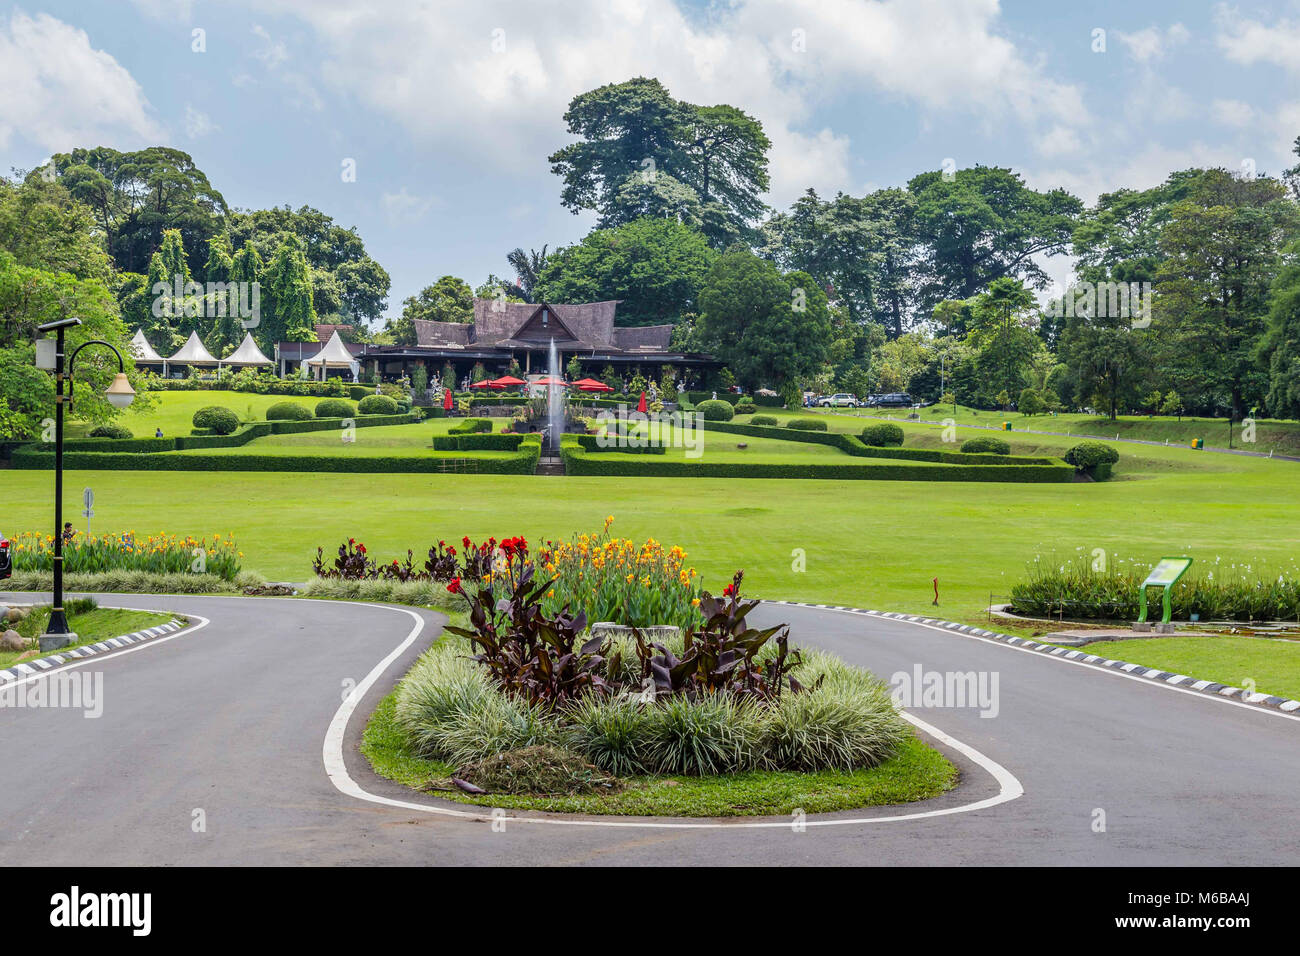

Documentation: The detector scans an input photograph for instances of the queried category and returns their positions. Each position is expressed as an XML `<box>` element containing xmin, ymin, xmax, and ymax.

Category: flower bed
<box><xmin>1010</xmin><ymin>554</ymin><xmax>1300</xmax><ymax>621</ymax></box>
<box><xmin>9</xmin><ymin>530</ymin><xmax>243</xmax><ymax>581</ymax></box>
<box><xmin>388</xmin><ymin>569</ymin><xmax>912</xmax><ymax>800</ymax></box>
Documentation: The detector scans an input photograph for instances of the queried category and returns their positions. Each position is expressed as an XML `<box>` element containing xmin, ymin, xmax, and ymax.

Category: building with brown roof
<box><xmin>356</xmin><ymin>299</ymin><xmax>718</xmax><ymax>385</ymax></box>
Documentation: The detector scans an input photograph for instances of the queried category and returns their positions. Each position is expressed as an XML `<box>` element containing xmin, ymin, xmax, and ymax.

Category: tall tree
<box><xmin>389</xmin><ymin>276</ymin><xmax>474</xmax><ymax>345</ymax></box>
<box><xmin>907</xmin><ymin>165</ymin><xmax>1082</xmax><ymax>311</ymax></box>
<box><xmin>263</xmin><ymin>234</ymin><xmax>317</xmax><ymax>346</ymax></box>
<box><xmin>1154</xmin><ymin>170</ymin><xmax>1298</xmax><ymax>418</ymax></box>
<box><xmin>506</xmin><ymin>246</ymin><xmax>548</xmax><ymax>300</ymax></box>
<box><xmin>1262</xmin><ymin>241</ymin><xmax>1300</xmax><ymax>419</ymax></box>
<box><xmin>695</xmin><ymin>248</ymin><xmax>831</xmax><ymax>392</ymax></box>
<box><xmin>549</xmin><ymin>78</ymin><xmax>770</xmax><ymax>245</ymax></box>
<box><xmin>533</xmin><ymin>217</ymin><xmax>716</xmax><ymax>326</ymax></box>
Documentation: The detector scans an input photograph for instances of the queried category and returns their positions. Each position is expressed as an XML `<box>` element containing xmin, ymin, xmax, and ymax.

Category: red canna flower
<box><xmin>447</xmin><ymin>577</ymin><xmax>462</xmax><ymax>594</ymax></box>
<box><xmin>462</xmin><ymin>536</ymin><xmax>471</xmax><ymax>549</ymax></box>
<box><xmin>357</xmin><ymin>543</ymin><xmax>366</xmax><ymax>554</ymax></box>
<box><xmin>723</xmin><ymin>584</ymin><xmax>734</xmax><ymax>596</ymax></box>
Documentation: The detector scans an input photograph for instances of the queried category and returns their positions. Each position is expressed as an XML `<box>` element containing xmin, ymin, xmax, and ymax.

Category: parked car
<box><xmin>816</xmin><ymin>393</ymin><xmax>859</xmax><ymax>408</ymax></box>
<box><xmin>866</xmin><ymin>392</ymin><xmax>913</xmax><ymax>408</ymax></box>
<box><xmin>0</xmin><ymin>534</ymin><xmax>11</xmax><ymax>581</ymax></box>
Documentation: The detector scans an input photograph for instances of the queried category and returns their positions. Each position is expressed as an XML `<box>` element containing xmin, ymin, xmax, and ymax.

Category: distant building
<box><xmin>277</xmin><ymin>301</ymin><xmax>719</xmax><ymax>384</ymax></box>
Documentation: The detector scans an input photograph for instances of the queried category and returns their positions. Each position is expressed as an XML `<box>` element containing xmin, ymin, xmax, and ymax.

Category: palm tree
<box><xmin>506</xmin><ymin>245</ymin><xmax>548</xmax><ymax>301</ymax></box>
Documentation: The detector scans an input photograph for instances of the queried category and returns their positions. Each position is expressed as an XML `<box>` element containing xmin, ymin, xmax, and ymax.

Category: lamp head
<box><xmin>105</xmin><ymin>372</ymin><xmax>135</xmax><ymax>409</ymax></box>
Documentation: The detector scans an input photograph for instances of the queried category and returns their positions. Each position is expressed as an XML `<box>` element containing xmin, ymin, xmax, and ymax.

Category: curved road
<box><xmin>1</xmin><ymin>592</ymin><xmax>1296</xmax><ymax>865</ymax></box>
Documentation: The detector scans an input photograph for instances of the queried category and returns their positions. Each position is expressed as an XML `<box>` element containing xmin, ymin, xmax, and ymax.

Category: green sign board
<box><xmin>1137</xmin><ymin>556</ymin><xmax>1193</xmax><ymax>624</ymax></box>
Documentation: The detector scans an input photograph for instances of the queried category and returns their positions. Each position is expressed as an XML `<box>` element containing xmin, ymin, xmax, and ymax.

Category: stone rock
<box><xmin>1</xmin><ymin>629</ymin><xmax>26</xmax><ymax>652</ymax></box>
<box><xmin>5</xmin><ymin>606</ymin><xmax>25</xmax><ymax>623</ymax></box>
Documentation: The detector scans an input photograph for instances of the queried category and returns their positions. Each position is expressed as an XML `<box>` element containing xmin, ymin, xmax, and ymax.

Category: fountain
<box><xmin>546</xmin><ymin>337</ymin><xmax>563</xmax><ymax>453</ymax></box>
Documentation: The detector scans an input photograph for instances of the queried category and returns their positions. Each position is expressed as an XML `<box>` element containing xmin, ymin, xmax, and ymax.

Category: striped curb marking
<box><xmin>0</xmin><ymin>618</ymin><xmax>188</xmax><ymax>684</ymax></box>
<box><xmin>764</xmin><ymin>601</ymin><xmax>1300</xmax><ymax>716</ymax></box>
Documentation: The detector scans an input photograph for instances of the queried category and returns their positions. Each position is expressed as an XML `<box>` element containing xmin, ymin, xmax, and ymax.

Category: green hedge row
<box><xmin>698</xmin><ymin>420</ymin><xmax>1063</xmax><ymax>467</ymax></box>
<box><xmin>432</xmin><ymin>433</ymin><xmax>532</xmax><ymax>451</ymax></box>
<box><xmin>560</xmin><ymin>440</ymin><xmax>1071</xmax><ymax>481</ymax></box>
<box><xmin>683</xmin><ymin>391</ymin><xmax>783</xmax><ymax>407</ymax></box>
<box><xmin>573</xmin><ymin>434</ymin><xmax>668</xmax><ymax>454</ymax></box>
<box><xmin>13</xmin><ymin>435</ymin><xmax>541</xmax><ymax>475</ymax></box>
<box><xmin>53</xmin><ymin>413</ymin><xmax>420</xmax><ymax>455</ymax></box>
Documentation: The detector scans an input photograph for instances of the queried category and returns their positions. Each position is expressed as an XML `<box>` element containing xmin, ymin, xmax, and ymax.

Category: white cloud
<box><xmin>381</xmin><ymin>188</ymin><xmax>439</xmax><ymax>225</ymax></box>
<box><xmin>1211</xmin><ymin>98</ymin><xmax>1254</xmax><ymax>127</ymax></box>
<box><xmin>230</xmin><ymin>0</ymin><xmax>1087</xmax><ymax>206</ymax></box>
<box><xmin>1215</xmin><ymin>4</ymin><xmax>1300</xmax><ymax>72</ymax></box>
<box><xmin>183</xmin><ymin>104</ymin><xmax>218</xmax><ymax>139</ymax></box>
<box><xmin>0</xmin><ymin>11</ymin><xmax>163</xmax><ymax>153</ymax></box>
<box><xmin>1115</xmin><ymin>23</ymin><xmax>1189</xmax><ymax>62</ymax></box>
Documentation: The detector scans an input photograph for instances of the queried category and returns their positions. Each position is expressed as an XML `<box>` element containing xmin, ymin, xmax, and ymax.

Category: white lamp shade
<box><xmin>105</xmin><ymin>372</ymin><xmax>136</xmax><ymax>409</ymax></box>
<box><xmin>36</xmin><ymin>338</ymin><xmax>57</xmax><ymax>370</ymax></box>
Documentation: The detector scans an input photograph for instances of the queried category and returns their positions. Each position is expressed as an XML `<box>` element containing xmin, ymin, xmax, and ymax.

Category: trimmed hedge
<box><xmin>786</xmin><ymin>418</ymin><xmax>828</xmax><ymax>431</ymax></box>
<box><xmin>349</xmin><ymin>385</ymin><xmax>376</xmax><ymax>401</ymax></box>
<box><xmin>862</xmin><ymin>423</ymin><xmax>905</xmax><ymax>447</ymax></box>
<box><xmin>314</xmin><ymin>398</ymin><xmax>356</xmax><ymax>419</ymax></box>
<box><xmin>960</xmin><ymin>436</ymin><xmax>1011</xmax><ymax>456</ymax></box>
<box><xmin>432</xmin><ymin>433</ymin><xmax>532</xmax><ymax>451</ymax></box>
<box><xmin>192</xmin><ymin>406</ymin><xmax>240</xmax><ymax>435</ymax></box>
<box><xmin>1064</xmin><ymin>440</ymin><xmax>1120</xmax><ymax>468</ymax></box>
<box><xmin>266</xmin><ymin>401</ymin><xmax>314</xmax><ymax>421</ymax></box>
<box><xmin>734</xmin><ymin>401</ymin><xmax>757</xmax><ymax>415</ymax></box>
<box><xmin>697</xmin><ymin>399</ymin><xmax>734</xmax><ymax>421</ymax></box>
<box><xmin>88</xmin><ymin>424</ymin><xmax>133</xmax><ymax>440</ymax></box>
<box><xmin>358</xmin><ymin>393</ymin><xmax>399</xmax><ymax>415</ymax></box>
<box><xmin>449</xmin><ymin>417</ymin><xmax>493</xmax><ymax>434</ymax></box>
<box><xmin>13</xmin><ymin>431</ymin><xmax>541</xmax><ymax>475</ymax></box>
<box><xmin>560</xmin><ymin>437</ymin><xmax>1071</xmax><ymax>481</ymax></box>
<box><xmin>574</xmin><ymin>434</ymin><xmax>669</xmax><ymax>454</ymax></box>
<box><xmin>751</xmin><ymin>415</ymin><xmax>778</xmax><ymax>426</ymax></box>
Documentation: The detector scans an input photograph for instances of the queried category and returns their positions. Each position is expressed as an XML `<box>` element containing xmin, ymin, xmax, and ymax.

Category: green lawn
<box><xmin>362</xmin><ymin>688</ymin><xmax>956</xmax><ymax>816</ymax></box>
<box><xmin>0</xmin><ymin>605</ymin><xmax>177</xmax><ymax>668</ymax></box>
<box><xmin>1082</xmin><ymin>635</ymin><xmax>1300</xmax><ymax>700</ymax></box>
<box><xmin>70</xmin><ymin>390</ymin><xmax>322</xmax><ymax>439</ymax></box>
<box><xmin>780</xmin><ymin>404</ymin><xmax>1300</xmax><ymax>456</ymax></box>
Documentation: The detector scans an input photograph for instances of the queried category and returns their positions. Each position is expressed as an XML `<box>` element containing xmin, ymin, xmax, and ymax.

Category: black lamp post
<box><xmin>35</xmin><ymin>318</ymin><xmax>136</xmax><ymax>651</ymax></box>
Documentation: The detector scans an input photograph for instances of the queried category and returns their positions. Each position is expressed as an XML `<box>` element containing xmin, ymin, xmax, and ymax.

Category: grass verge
<box><xmin>1</xmin><ymin>605</ymin><xmax>177</xmax><ymax>669</ymax></box>
<box><xmin>362</xmin><ymin>687</ymin><xmax>957</xmax><ymax>817</ymax></box>
<box><xmin>1076</xmin><ymin>635</ymin><xmax>1300</xmax><ymax>700</ymax></box>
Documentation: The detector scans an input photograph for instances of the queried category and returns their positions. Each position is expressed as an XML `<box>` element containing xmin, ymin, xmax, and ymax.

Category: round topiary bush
<box><xmin>697</xmin><ymin>399</ymin><xmax>735</xmax><ymax>421</ymax></box>
<box><xmin>265</xmin><ymin>401</ymin><xmax>314</xmax><ymax>421</ymax></box>
<box><xmin>734</xmin><ymin>400</ymin><xmax>757</xmax><ymax>415</ymax></box>
<box><xmin>751</xmin><ymin>415</ymin><xmax>778</xmax><ymax>426</ymax></box>
<box><xmin>88</xmin><ymin>424</ymin><xmax>133</xmax><ymax>440</ymax></box>
<box><xmin>960</xmin><ymin>435</ymin><xmax>1011</xmax><ymax>455</ymax></box>
<box><xmin>1063</xmin><ymin>440</ymin><xmax>1120</xmax><ymax>468</ymax></box>
<box><xmin>861</xmin><ymin>422</ymin><xmax>905</xmax><ymax>446</ymax></box>
<box><xmin>191</xmin><ymin>406</ymin><xmax>240</xmax><ymax>435</ymax></box>
<box><xmin>786</xmin><ymin>418</ymin><xmax>829</xmax><ymax>431</ymax></box>
<box><xmin>358</xmin><ymin>393</ymin><xmax>399</xmax><ymax>415</ymax></box>
<box><xmin>314</xmin><ymin>398</ymin><xmax>356</xmax><ymax>419</ymax></box>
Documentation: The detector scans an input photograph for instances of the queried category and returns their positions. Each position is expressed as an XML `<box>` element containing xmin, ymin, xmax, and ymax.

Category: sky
<box><xmin>2</xmin><ymin>0</ymin><xmax>1299</xmax><ymax>319</ymax></box>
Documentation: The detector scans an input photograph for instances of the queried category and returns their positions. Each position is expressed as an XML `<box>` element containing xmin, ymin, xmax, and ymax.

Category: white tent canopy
<box><xmin>128</xmin><ymin>328</ymin><xmax>164</xmax><ymax>363</ymax></box>
<box><xmin>167</xmin><ymin>331</ymin><xmax>219</xmax><ymax>366</ymax></box>
<box><xmin>303</xmin><ymin>330</ymin><xmax>359</xmax><ymax>381</ymax></box>
<box><xmin>222</xmin><ymin>331</ymin><xmax>273</xmax><ymax>367</ymax></box>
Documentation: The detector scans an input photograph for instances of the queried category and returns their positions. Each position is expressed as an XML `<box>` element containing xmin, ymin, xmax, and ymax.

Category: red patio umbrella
<box><xmin>443</xmin><ymin>387</ymin><xmax>453</xmax><ymax>411</ymax></box>
<box><xmin>636</xmin><ymin>391</ymin><xmax>648</xmax><ymax>413</ymax></box>
<box><xmin>491</xmin><ymin>375</ymin><xmax>526</xmax><ymax>387</ymax></box>
<box><xmin>573</xmin><ymin>378</ymin><xmax>613</xmax><ymax>391</ymax></box>
<box><xmin>470</xmin><ymin>379</ymin><xmax>503</xmax><ymax>389</ymax></box>
<box><xmin>534</xmin><ymin>376</ymin><xmax>568</xmax><ymax>386</ymax></box>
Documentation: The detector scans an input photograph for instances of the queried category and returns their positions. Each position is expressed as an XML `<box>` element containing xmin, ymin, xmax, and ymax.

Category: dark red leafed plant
<box><xmin>314</xmin><ymin>538</ymin><xmax>377</xmax><ymax>579</ymax></box>
<box><xmin>633</xmin><ymin>571</ymin><xmax>812</xmax><ymax>702</ymax></box>
<box><xmin>425</xmin><ymin>540</ymin><xmax>458</xmax><ymax>581</ymax></box>
<box><xmin>443</xmin><ymin>562</ymin><xmax>608</xmax><ymax>710</ymax></box>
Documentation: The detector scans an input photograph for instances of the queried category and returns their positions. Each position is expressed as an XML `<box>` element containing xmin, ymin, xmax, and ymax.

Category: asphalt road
<box><xmin>1</xmin><ymin>592</ymin><xmax>1295</xmax><ymax>866</ymax></box>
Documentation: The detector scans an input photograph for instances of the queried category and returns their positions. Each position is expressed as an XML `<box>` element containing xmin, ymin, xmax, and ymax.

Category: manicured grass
<box><xmin>361</xmin><ymin>688</ymin><xmax>957</xmax><ymax>816</ymax></box>
<box><xmin>169</xmin><ymin>422</ymin><xmax>519</xmax><ymax>458</ymax></box>
<box><xmin>0</xmin><ymin>605</ymin><xmax>176</xmax><ymax>668</ymax></box>
<box><xmin>70</xmin><ymin>390</ymin><xmax>322</xmax><ymax>439</ymax></box>
<box><xmin>780</xmin><ymin>404</ymin><xmax>1300</xmax><ymax>456</ymax></box>
<box><xmin>1082</xmin><ymin>635</ymin><xmax>1300</xmax><ymax>700</ymax></box>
